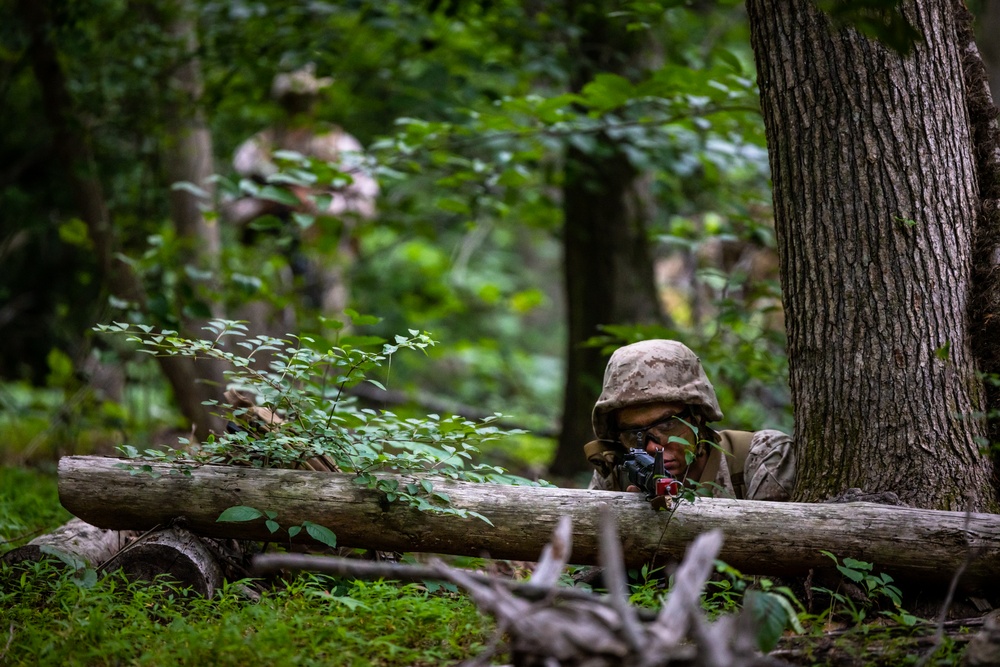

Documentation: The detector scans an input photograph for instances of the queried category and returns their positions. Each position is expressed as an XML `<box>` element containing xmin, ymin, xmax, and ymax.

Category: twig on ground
<box><xmin>255</xmin><ymin>516</ymin><xmax>791</xmax><ymax>666</ymax></box>
<box><xmin>0</xmin><ymin>527</ymin><xmax>46</xmax><ymax>546</ymax></box>
<box><xmin>254</xmin><ymin>550</ymin><xmax>661</xmax><ymax>616</ymax></box>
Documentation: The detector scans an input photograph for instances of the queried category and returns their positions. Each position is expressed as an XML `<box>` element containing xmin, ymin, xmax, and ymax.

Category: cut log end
<box><xmin>112</xmin><ymin>528</ymin><xmax>224</xmax><ymax>597</ymax></box>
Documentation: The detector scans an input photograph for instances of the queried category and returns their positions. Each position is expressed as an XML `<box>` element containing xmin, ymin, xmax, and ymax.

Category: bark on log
<box><xmin>58</xmin><ymin>456</ymin><xmax>1000</xmax><ymax>590</ymax></box>
<box><xmin>1</xmin><ymin>518</ymin><xmax>136</xmax><ymax>568</ymax></box>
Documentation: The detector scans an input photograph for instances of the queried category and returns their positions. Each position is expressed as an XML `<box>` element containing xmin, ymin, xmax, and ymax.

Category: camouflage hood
<box><xmin>592</xmin><ymin>339</ymin><xmax>723</xmax><ymax>440</ymax></box>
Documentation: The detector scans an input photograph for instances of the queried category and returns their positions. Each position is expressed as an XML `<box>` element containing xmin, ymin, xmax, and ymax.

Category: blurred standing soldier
<box><xmin>584</xmin><ymin>339</ymin><xmax>795</xmax><ymax>501</ymax></box>
<box><xmin>224</xmin><ymin>64</ymin><xmax>378</xmax><ymax>339</ymax></box>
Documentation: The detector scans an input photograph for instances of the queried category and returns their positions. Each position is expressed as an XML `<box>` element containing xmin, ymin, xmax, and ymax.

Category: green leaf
<box><xmin>465</xmin><ymin>511</ymin><xmax>494</xmax><ymax>527</ymax></box>
<box><xmin>579</xmin><ymin>73</ymin><xmax>635</xmax><ymax>112</ymax></box>
<box><xmin>841</xmin><ymin>557</ymin><xmax>873</xmax><ymax>571</ymax></box>
<box><xmin>217</xmin><ymin>506</ymin><xmax>264</xmax><ymax>522</ymax></box>
<box><xmin>836</xmin><ymin>565</ymin><xmax>866</xmax><ymax>583</ymax></box>
<box><xmin>58</xmin><ymin>218</ymin><xmax>92</xmax><ymax>248</ymax></box>
<box><xmin>344</xmin><ymin>309</ymin><xmax>381</xmax><ymax>326</ymax></box>
<box><xmin>258</xmin><ymin>185</ymin><xmax>301</xmax><ymax>206</ymax></box>
<box><xmin>265</xmin><ymin>520</ymin><xmax>280</xmax><ymax>534</ymax></box>
<box><xmin>72</xmin><ymin>568</ymin><xmax>99</xmax><ymax>589</ymax></box>
<box><xmin>313</xmin><ymin>594</ymin><xmax>370</xmax><ymax>611</ymax></box>
<box><xmin>746</xmin><ymin>590</ymin><xmax>790</xmax><ymax>652</ymax></box>
<box><xmin>304</xmin><ymin>521</ymin><xmax>338</xmax><ymax>548</ymax></box>
<box><xmin>39</xmin><ymin>545</ymin><xmax>86</xmax><ymax>571</ymax></box>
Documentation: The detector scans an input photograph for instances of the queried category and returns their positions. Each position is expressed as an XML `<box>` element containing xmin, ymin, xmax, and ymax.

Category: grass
<box><xmin>0</xmin><ymin>465</ymin><xmax>73</xmax><ymax>546</ymax></box>
<box><xmin>0</xmin><ymin>466</ymin><xmax>497</xmax><ymax>666</ymax></box>
<box><xmin>1</xmin><ymin>566</ymin><xmax>494</xmax><ymax>666</ymax></box>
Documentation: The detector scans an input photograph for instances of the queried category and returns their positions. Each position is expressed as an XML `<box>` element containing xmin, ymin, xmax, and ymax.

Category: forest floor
<box><xmin>3</xmin><ymin>464</ymin><xmax>996</xmax><ymax>666</ymax></box>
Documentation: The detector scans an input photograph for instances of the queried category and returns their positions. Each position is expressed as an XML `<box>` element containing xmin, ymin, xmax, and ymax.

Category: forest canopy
<box><xmin>2</xmin><ymin>0</ymin><xmax>789</xmax><ymax>478</ymax></box>
<box><xmin>3</xmin><ymin>0</ymin><xmax>1000</xmax><ymax>508</ymax></box>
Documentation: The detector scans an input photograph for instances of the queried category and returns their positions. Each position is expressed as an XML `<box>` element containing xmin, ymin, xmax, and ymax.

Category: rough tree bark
<box><xmin>746</xmin><ymin>0</ymin><xmax>998</xmax><ymax>510</ymax></box>
<box><xmin>552</xmin><ymin>3</ymin><xmax>666</xmax><ymax>479</ymax></box>
<box><xmin>58</xmin><ymin>456</ymin><xmax>1000</xmax><ymax>590</ymax></box>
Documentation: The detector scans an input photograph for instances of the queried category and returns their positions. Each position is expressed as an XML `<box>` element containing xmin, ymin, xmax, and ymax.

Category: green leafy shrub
<box><xmin>96</xmin><ymin>317</ymin><xmax>543</xmax><ymax>529</ymax></box>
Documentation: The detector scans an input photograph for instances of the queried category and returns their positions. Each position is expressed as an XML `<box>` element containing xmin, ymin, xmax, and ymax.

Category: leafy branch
<box><xmin>96</xmin><ymin>317</ymin><xmax>541</xmax><ymax>531</ymax></box>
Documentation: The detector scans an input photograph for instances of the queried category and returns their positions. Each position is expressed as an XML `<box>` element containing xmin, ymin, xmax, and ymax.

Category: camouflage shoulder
<box><xmin>744</xmin><ymin>429</ymin><xmax>795</xmax><ymax>502</ymax></box>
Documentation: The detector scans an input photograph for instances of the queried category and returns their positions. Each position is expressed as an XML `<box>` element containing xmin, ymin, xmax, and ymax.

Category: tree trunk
<box><xmin>59</xmin><ymin>456</ymin><xmax>1000</xmax><ymax>590</ymax></box>
<box><xmin>159</xmin><ymin>0</ymin><xmax>227</xmax><ymax>439</ymax></box>
<box><xmin>552</xmin><ymin>3</ymin><xmax>666</xmax><ymax>479</ymax></box>
<box><xmin>555</xmin><ymin>145</ymin><xmax>664</xmax><ymax>479</ymax></box>
<box><xmin>16</xmin><ymin>0</ymin><xmax>224</xmax><ymax>439</ymax></box>
<box><xmin>1</xmin><ymin>518</ymin><xmax>136</xmax><ymax>568</ymax></box>
<box><xmin>958</xmin><ymin>0</ymin><xmax>1000</xmax><ymax>457</ymax></box>
<box><xmin>15</xmin><ymin>0</ymin><xmax>142</xmax><ymax>307</ymax></box>
<box><xmin>746</xmin><ymin>0</ymin><xmax>998</xmax><ymax>510</ymax></box>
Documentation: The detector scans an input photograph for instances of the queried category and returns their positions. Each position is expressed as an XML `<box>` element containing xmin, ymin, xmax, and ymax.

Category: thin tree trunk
<box><xmin>159</xmin><ymin>0</ymin><xmax>227</xmax><ymax>439</ymax></box>
<box><xmin>747</xmin><ymin>0</ymin><xmax>997</xmax><ymax>510</ymax></box>
<box><xmin>957</xmin><ymin>0</ymin><xmax>1000</xmax><ymax>461</ymax></box>
<box><xmin>59</xmin><ymin>456</ymin><xmax>1000</xmax><ymax>590</ymax></box>
<box><xmin>552</xmin><ymin>3</ymin><xmax>665</xmax><ymax>479</ymax></box>
<box><xmin>555</xmin><ymin>145</ymin><xmax>664</xmax><ymax>478</ymax></box>
<box><xmin>15</xmin><ymin>0</ymin><xmax>141</xmax><ymax>306</ymax></box>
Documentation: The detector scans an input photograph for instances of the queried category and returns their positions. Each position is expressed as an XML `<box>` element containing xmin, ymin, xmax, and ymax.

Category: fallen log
<box><xmin>1</xmin><ymin>518</ymin><xmax>136</xmax><ymax>568</ymax></box>
<box><xmin>58</xmin><ymin>455</ymin><xmax>1000</xmax><ymax>590</ymax></box>
<box><xmin>102</xmin><ymin>527</ymin><xmax>225</xmax><ymax>597</ymax></box>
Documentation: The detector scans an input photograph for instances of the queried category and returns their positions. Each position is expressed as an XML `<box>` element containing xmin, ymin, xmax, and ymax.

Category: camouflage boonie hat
<box><xmin>592</xmin><ymin>339</ymin><xmax>723</xmax><ymax>440</ymax></box>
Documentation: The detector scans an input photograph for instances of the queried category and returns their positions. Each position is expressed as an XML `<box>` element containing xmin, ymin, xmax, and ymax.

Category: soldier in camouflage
<box><xmin>226</xmin><ymin>64</ymin><xmax>378</xmax><ymax>318</ymax></box>
<box><xmin>584</xmin><ymin>339</ymin><xmax>795</xmax><ymax>501</ymax></box>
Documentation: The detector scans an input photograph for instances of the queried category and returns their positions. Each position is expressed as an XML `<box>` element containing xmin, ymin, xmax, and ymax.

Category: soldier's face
<box><xmin>616</xmin><ymin>402</ymin><xmax>697</xmax><ymax>478</ymax></box>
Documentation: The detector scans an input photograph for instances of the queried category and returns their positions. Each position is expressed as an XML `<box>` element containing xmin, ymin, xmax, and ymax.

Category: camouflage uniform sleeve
<box><xmin>233</xmin><ymin>131</ymin><xmax>277</xmax><ymax>179</ymax></box>
<box><xmin>587</xmin><ymin>469</ymin><xmax>619</xmax><ymax>491</ymax></box>
<box><xmin>583</xmin><ymin>440</ymin><xmax>624</xmax><ymax>491</ymax></box>
<box><xmin>743</xmin><ymin>429</ymin><xmax>796</xmax><ymax>501</ymax></box>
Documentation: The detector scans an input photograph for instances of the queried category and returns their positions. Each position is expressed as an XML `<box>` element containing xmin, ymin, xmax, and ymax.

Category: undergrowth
<box><xmin>0</xmin><ymin>466</ymin><xmax>72</xmax><ymax>548</ymax></box>
<box><xmin>0</xmin><ymin>467</ymin><xmax>976</xmax><ymax>666</ymax></box>
<box><xmin>1</xmin><ymin>562</ymin><xmax>495</xmax><ymax>667</ymax></box>
<box><xmin>0</xmin><ymin>466</ymin><xmax>491</xmax><ymax>666</ymax></box>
